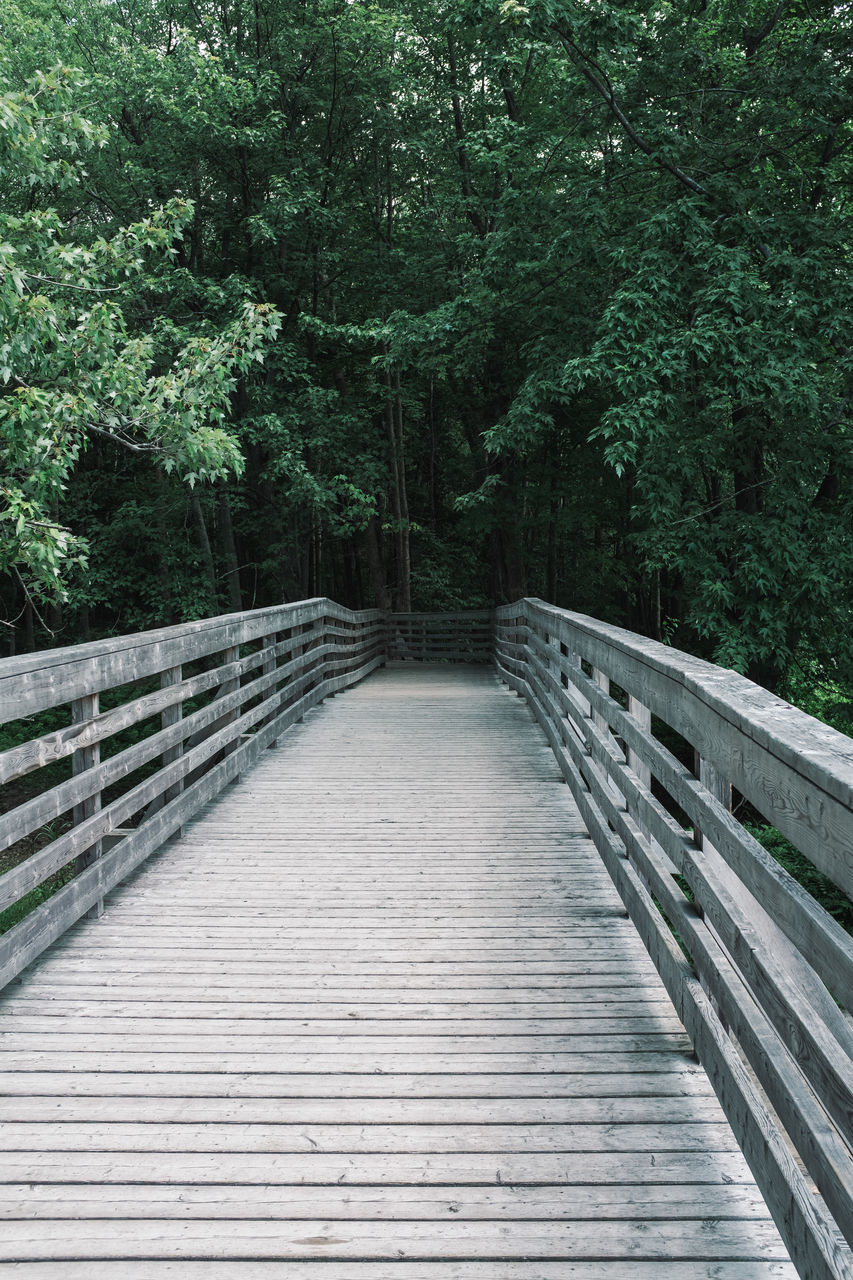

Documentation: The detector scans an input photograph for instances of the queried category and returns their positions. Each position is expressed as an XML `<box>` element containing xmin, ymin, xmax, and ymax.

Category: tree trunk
<box><xmin>447</xmin><ymin>35</ymin><xmax>485</xmax><ymax>237</ymax></box>
<box><xmin>217</xmin><ymin>491</ymin><xmax>243</xmax><ymax>612</ymax></box>
<box><xmin>392</xmin><ymin>369</ymin><xmax>411</xmax><ymax>612</ymax></box>
<box><xmin>383</xmin><ymin>360</ymin><xmax>411</xmax><ymax>612</ymax></box>
<box><xmin>191</xmin><ymin>491</ymin><xmax>218</xmax><ymax>600</ymax></box>
<box><xmin>364</xmin><ymin>513</ymin><xmax>391</xmax><ymax>611</ymax></box>
<box><xmin>501</xmin><ymin>527</ymin><xmax>527</xmax><ymax>604</ymax></box>
<box><xmin>546</xmin><ymin>495</ymin><xmax>559</xmax><ymax>603</ymax></box>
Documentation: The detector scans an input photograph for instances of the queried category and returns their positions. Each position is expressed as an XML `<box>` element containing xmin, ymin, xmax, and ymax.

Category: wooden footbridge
<box><xmin>1</xmin><ymin>600</ymin><xmax>852</xmax><ymax>1279</ymax></box>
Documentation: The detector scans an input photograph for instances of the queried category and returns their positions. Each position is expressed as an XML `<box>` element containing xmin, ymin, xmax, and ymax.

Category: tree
<box><xmin>482</xmin><ymin>0</ymin><xmax>853</xmax><ymax>687</ymax></box>
<box><xmin>5</xmin><ymin>0</ymin><xmax>853</xmax><ymax>704</ymax></box>
<box><xmin>0</xmin><ymin>61</ymin><xmax>280</xmax><ymax>610</ymax></box>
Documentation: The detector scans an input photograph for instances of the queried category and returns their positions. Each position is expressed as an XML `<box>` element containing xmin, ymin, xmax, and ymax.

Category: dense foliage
<box><xmin>1</xmin><ymin>0</ymin><xmax>852</xmax><ymax>706</ymax></box>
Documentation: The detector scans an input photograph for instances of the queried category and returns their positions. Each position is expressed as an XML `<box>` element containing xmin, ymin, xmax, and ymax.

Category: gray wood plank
<box><xmin>0</xmin><ymin>1096</ymin><xmax>728</xmax><ymax>1124</ymax></box>
<box><xmin>0</xmin><ymin>1263</ymin><xmax>801</xmax><ymax>1280</ymax></box>
<box><xmin>0</xmin><ymin>1218</ymin><xmax>795</xmax><ymax>1261</ymax></box>
<box><xmin>0</xmin><ymin>1149</ymin><xmax>760</xmax><ymax>1185</ymax></box>
<box><xmin>0</xmin><ymin>1181</ymin><xmax>772</xmax><ymax>1219</ymax></box>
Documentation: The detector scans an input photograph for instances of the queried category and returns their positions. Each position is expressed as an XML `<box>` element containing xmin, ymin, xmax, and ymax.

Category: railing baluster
<box><xmin>592</xmin><ymin>666</ymin><xmax>626</xmax><ymax>810</ymax></box>
<box><xmin>695</xmin><ymin>752</ymin><xmax>732</xmax><ymax>852</ymax></box>
<box><xmin>566</xmin><ymin>648</ymin><xmax>590</xmax><ymax>719</ymax></box>
<box><xmin>72</xmin><ymin>692</ymin><xmax>102</xmax><ymax>916</ymax></box>
<box><xmin>591</xmin><ymin>666</ymin><xmax>609</xmax><ymax>732</ymax></box>
<box><xmin>627</xmin><ymin>694</ymin><xmax>652</xmax><ymax>795</ymax></box>
<box><xmin>160</xmin><ymin>665</ymin><xmax>184</xmax><ymax>835</ymax></box>
<box><xmin>220</xmin><ymin>644</ymin><xmax>241</xmax><ymax>764</ymax></box>
<box><xmin>262</xmin><ymin>632</ymin><xmax>279</xmax><ymax>741</ymax></box>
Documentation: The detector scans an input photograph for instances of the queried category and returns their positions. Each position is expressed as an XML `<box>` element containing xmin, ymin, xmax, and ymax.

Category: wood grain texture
<box><xmin>519</xmin><ymin>636</ymin><xmax>853</xmax><ymax>1169</ymax></box>
<box><xmin>495</xmin><ymin>606</ymin><xmax>853</xmax><ymax>1280</ymax></box>
<box><xmin>513</xmin><ymin>599</ymin><xmax>853</xmax><ymax>896</ymax></box>
<box><xmin>0</xmin><ymin>665</ymin><xmax>793</xmax><ymax>1275</ymax></box>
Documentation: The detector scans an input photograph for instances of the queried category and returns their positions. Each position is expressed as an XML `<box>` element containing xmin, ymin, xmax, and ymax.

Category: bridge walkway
<box><xmin>0</xmin><ymin>664</ymin><xmax>794</xmax><ymax>1277</ymax></box>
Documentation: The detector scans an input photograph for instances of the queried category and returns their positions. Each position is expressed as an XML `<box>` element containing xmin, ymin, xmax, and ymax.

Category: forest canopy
<box><xmin>1</xmin><ymin>0</ymin><xmax>852</xmax><ymax>704</ymax></box>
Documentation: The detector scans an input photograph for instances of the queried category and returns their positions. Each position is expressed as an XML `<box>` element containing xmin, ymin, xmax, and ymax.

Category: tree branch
<box><xmin>25</xmin><ymin>273</ymin><xmax>119</xmax><ymax>294</ymax></box>
<box><xmin>88</xmin><ymin>423</ymin><xmax>162</xmax><ymax>454</ymax></box>
<box><xmin>744</xmin><ymin>1</ymin><xmax>790</xmax><ymax>58</ymax></box>
<box><xmin>555</xmin><ymin>32</ymin><xmax>709</xmax><ymax>198</ymax></box>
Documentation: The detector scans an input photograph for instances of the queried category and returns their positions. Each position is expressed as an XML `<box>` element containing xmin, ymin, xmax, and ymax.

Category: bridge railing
<box><xmin>386</xmin><ymin>610</ymin><xmax>494</xmax><ymax>662</ymax></box>
<box><xmin>495</xmin><ymin>597</ymin><xmax>853</xmax><ymax>1280</ymax></box>
<box><xmin>0</xmin><ymin>598</ymin><xmax>383</xmax><ymax>991</ymax></box>
<box><xmin>3</xmin><ymin>595</ymin><xmax>852</xmax><ymax>1275</ymax></box>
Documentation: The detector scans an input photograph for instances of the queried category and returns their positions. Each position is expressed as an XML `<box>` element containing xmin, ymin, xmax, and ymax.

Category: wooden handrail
<box><xmin>495</xmin><ymin>597</ymin><xmax>853</xmax><ymax>1280</ymax></box>
<box><xmin>0</xmin><ymin>599</ymin><xmax>384</xmax><ymax>990</ymax></box>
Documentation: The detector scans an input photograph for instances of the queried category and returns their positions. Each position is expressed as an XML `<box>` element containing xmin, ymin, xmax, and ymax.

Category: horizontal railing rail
<box><xmin>386</xmin><ymin>610</ymin><xmax>494</xmax><ymax>662</ymax></box>
<box><xmin>495</xmin><ymin>598</ymin><xmax>853</xmax><ymax>1280</ymax></box>
<box><xmin>0</xmin><ymin>598</ymin><xmax>383</xmax><ymax>990</ymax></box>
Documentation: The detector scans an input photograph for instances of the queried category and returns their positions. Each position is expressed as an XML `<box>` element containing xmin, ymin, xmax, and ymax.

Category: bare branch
<box><xmin>12</xmin><ymin>566</ymin><xmax>55</xmax><ymax>635</ymax></box>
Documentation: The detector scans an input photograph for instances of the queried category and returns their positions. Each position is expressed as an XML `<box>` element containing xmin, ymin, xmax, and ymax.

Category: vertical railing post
<box><xmin>160</xmin><ymin>665</ymin><xmax>184</xmax><ymax>836</ymax></box>
<box><xmin>592</xmin><ymin>667</ymin><xmax>609</xmax><ymax>734</ymax></box>
<box><xmin>72</xmin><ymin>693</ymin><xmax>103</xmax><ymax>917</ymax></box>
<box><xmin>627</xmin><ymin>694</ymin><xmax>652</xmax><ymax>815</ymax></box>
<box><xmin>559</xmin><ymin>642</ymin><xmax>569</xmax><ymax>689</ymax></box>
<box><xmin>625</xmin><ymin>692</ymin><xmax>676</xmax><ymax>871</ymax></box>
<box><xmin>547</xmin><ymin>629</ymin><xmax>559</xmax><ymax>680</ymax></box>
<box><xmin>694</xmin><ymin>751</ymin><xmax>734</xmax><ymax>1022</ymax></box>
<box><xmin>565</xmin><ymin>645</ymin><xmax>590</xmax><ymax>722</ymax></box>
<box><xmin>220</xmin><ymin>645</ymin><xmax>241</xmax><ymax>765</ymax></box>
<box><xmin>592</xmin><ymin>666</ymin><xmax>625</xmax><ymax>810</ymax></box>
<box><xmin>262</xmin><ymin>632</ymin><xmax>279</xmax><ymax>742</ymax></box>
<box><xmin>291</xmin><ymin>621</ymin><xmax>315</xmax><ymax>717</ymax></box>
<box><xmin>695</xmin><ymin>754</ymin><xmax>733</xmax><ymax>852</ymax></box>
<box><xmin>306</xmin><ymin>617</ymin><xmax>323</xmax><ymax>695</ymax></box>
<box><xmin>320</xmin><ymin>613</ymin><xmax>334</xmax><ymax>695</ymax></box>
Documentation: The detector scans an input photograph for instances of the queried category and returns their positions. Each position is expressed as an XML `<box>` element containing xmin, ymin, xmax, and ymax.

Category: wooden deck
<box><xmin>0</xmin><ymin>664</ymin><xmax>796</xmax><ymax>1278</ymax></box>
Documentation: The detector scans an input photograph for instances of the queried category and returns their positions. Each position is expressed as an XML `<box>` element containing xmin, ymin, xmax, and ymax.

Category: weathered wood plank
<box><xmin>0</xmin><ymin>1095</ymin><xmax>728</xmax><ymax>1123</ymax></box>
<box><xmin>0</xmin><ymin>1014</ymin><xmax>686</xmax><ymax>1036</ymax></box>
<box><xmin>0</xmin><ymin>1218</ymin><xmax>794</xmax><ymax>1261</ymax></box>
<box><xmin>0</xmin><ymin>1120</ymin><xmax>743</xmax><ymax>1153</ymax></box>
<box><xmin>0</xmin><ymin>1262</ymin><xmax>801</xmax><ymax>1279</ymax></box>
<box><xmin>0</xmin><ymin>1181</ymin><xmax>771</xmax><ymax>1218</ymax></box>
<box><xmin>0</xmin><ymin>1069</ymin><xmax>715</xmax><ymax>1097</ymax></box>
<box><xmin>0</xmin><ymin>1149</ymin><xmax>762</xmax><ymax>1186</ymax></box>
<box><xmin>0</xmin><ymin>1050</ymin><xmax>727</xmax><ymax>1072</ymax></box>
<box><xmin>0</xmin><ymin>998</ymin><xmax>676</xmax><ymax>1018</ymax></box>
